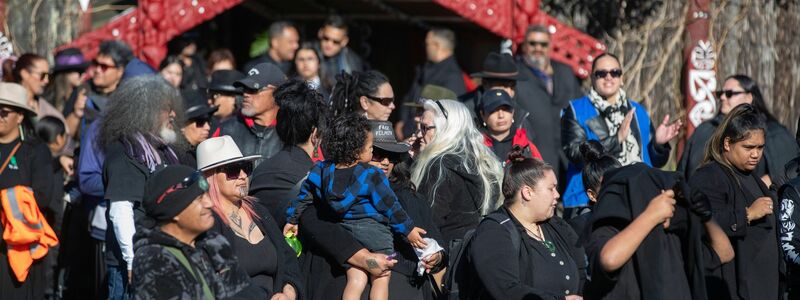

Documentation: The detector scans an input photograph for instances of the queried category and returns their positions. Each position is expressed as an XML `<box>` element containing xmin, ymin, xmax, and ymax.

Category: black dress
<box><xmin>690</xmin><ymin>162</ymin><xmax>784</xmax><ymax>300</ymax></box>
<box><xmin>0</xmin><ymin>138</ymin><xmax>56</xmax><ymax>299</ymax></box>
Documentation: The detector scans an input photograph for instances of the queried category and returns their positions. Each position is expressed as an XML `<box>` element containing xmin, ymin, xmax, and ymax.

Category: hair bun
<box><xmin>579</xmin><ymin>140</ymin><xmax>605</xmax><ymax>163</ymax></box>
<box><xmin>507</xmin><ymin>145</ymin><xmax>528</xmax><ymax>164</ymax></box>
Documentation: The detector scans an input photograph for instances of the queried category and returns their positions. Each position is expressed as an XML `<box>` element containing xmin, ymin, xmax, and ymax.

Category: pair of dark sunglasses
<box><xmin>527</xmin><ymin>41</ymin><xmax>549</xmax><ymax>48</ymax></box>
<box><xmin>156</xmin><ymin>171</ymin><xmax>209</xmax><ymax>204</ymax></box>
<box><xmin>321</xmin><ymin>35</ymin><xmax>344</xmax><ymax>45</ymax></box>
<box><xmin>365</xmin><ymin>94</ymin><xmax>394</xmax><ymax>106</ymax></box>
<box><xmin>372</xmin><ymin>150</ymin><xmax>402</xmax><ymax>164</ymax></box>
<box><xmin>0</xmin><ymin>108</ymin><xmax>17</xmax><ymax>119</ymax></box>
<box><xmin>91</xmin><ymin>60</ymin><xmax>117</xmax><ymax>72</ymax></box>
<box><xmin>216</xmin><ymin>161</ymin><xmax>253</xmax><ymax>180</ymax></box>
<box><xmin>29</xmin><ymin>70</ymin><xmax>50</xmax><ymax>81</ymax></box>
<box><xmin>713</xmin><ymin>90</ymin><xmax>748</xmax><ymax>99</ymax></box>
<box><xmin>593</xmin><ymin>69</ymin><xmax>622</xmax><ymax>79</ymax></box>
<box><xmin>191</xmin><ymin>118</ymin><xmax>210</xmax><ymax>127</ymax></box>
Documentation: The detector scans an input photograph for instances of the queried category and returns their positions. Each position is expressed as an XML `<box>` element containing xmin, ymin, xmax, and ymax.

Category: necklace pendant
<box><xmin>542</xmin><ymin>240</ymin><xmax>556</xmax><ymax>253</ymax></box>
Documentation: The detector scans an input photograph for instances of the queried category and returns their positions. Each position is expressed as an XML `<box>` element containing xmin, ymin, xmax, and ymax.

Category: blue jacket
<box><xmin>561</xmin><ymin>96</ymin><xmax>670</xmax><ymax>207</ymax></box>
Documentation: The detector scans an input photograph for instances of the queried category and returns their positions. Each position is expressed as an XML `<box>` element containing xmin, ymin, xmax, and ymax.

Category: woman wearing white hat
<box><xmin>197</xmin><ymin>135</ymin><xmax>303</xmax><ymax>299</ymax></box>
<box><xmin>0</xmin><ymin>82</ymin><xmax>58</xmax><ymax>299</ymax></box>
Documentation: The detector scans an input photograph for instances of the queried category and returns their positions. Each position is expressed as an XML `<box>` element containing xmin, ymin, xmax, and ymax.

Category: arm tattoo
<box><xmin>366</xmin><ymin>258</ymin><xmax>380</xmax><ymax>270</ymax></box>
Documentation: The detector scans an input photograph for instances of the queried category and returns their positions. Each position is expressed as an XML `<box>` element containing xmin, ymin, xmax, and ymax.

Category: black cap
<box><xmin>370</xmin><ymin>121</ymin><xmax>410</xmax><ymax>153</ymax></box>
<box><xmin>208</xmin><ymin>70</ymin><xmax>245</xmax><ymax>94</ymax></box>
<box><xmin>234</xmin><ymin>63</ymin><xmax>286</xmax><ymax>90</ymax></box>
<box><xmin>181</xmin><ymin>90</ymin><xmax>218</xmax><ymax>121</ymax></box>
<box><xmin>480</xmin><ymin>89</ymin><xmax>514</xmax><ymax>113</ymax></box>
<box><xmin>143</xmin><ymin>165</ymin><xmax>208</xmax><ymax>222</ymax></box>
<box><xmin>471</xmin><ymin>52</ymin><xmax>526</xmax><ymax>81</ymax></box>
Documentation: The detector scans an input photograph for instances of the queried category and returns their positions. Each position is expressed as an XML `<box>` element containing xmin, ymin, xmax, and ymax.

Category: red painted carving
<box><xmin>57</xmin><ymin>0</ymin><xmax>244</xmax><ymax>68</ymax></box>
<box><xmin>433</xmin><ymin>0</ymin><xmax>605</xmax><ymax>79</ymax></box>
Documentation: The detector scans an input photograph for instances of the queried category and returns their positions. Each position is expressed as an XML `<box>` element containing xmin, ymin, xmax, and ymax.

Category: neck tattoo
<box><xmin>229</xmin><ymin>210</ymin><xmax>242</xmax><ymax>229</ymax></box>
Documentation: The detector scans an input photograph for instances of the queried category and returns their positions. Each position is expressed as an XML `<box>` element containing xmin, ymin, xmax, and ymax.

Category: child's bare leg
<box><xmin>343</xmin><ymin>267</ymin><xmax>369</xmax><ymax>300</ymax></box>
<box><xmin>369</xmin><ymin>272</ymin><xmax>391</xmax><ymax>300</ymax></box>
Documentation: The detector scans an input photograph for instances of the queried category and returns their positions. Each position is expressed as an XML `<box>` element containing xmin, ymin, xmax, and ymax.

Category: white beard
<box><xmin>159</xmin><ymin>126</ymin><xmax>177</xmax><ymax>143</ymax></box>
<box><xmin>240</xmin><ymin>107</ymin><xmax>255</xmax><ymax>117</ymax></box>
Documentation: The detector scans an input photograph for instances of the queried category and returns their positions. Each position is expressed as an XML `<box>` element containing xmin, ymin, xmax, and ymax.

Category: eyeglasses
<box><xmin>321</xmin><ymin>35</ymin><xmax>344</xmax><ymax>46</ymax></box>
<box><xmin>217</xmin><ymin>161</ymin><xmax>253</xmax><ymax>180</ymax></box>
<box><xmin>192</xmin><ymin>118</ymin><xmax>210</xmax><ymax>128</ymax></box>
<box><xmin>421</xmin><ymin>125</ymin><xmax>436</xmax><ymax>136</ymax></box>
<box><xmin>91</xmin><ymin>60</ymin><xmax>117</xmax><ymax>72</ymax></box>
<box><xmin>434</xmin><ymin>100</ymin><xmax>449</xmax><ymax>119</ymax></box>
<box><xmin>0</xmin><ymin>108</ymin><xmax>17</xmax><ymax>119</ymax></box>
<box><xmin>593</xmin><ymin>69</ymin><xmax>622</xmax><ymax>79</ymax></box>
<box><xmin>526</xmin><ymin>41</ymin><xmax>549</xmax><ymax>48</ymax></box>
<box><xmin>372</xmin><ymin>151</ymin><xmax>402</xmax><ymax>164</ymax></box>
<box><xmin>365</xmin><ymin>95</ymin><xmax>394</xmax><ymax>106</ymax></box>
<box><xmin>156</xmin><ymin>171</ymin><xmax>209</xmax><ymax>204</ymax></box>
<box><xmin>714</xmin><ymin>90</ymin><xmax>748</xmax><ymax>99</ymax></box>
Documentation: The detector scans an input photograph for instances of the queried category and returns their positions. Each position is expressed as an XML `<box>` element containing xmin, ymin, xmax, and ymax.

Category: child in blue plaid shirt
<box><xmin>283</xmin><ymin>114</ymin><xmax>427</xmax><ymax>300</ymax></box>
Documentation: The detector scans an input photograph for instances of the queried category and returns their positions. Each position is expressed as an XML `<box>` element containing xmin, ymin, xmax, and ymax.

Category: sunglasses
<box><xmin>321</xmin><ymin>35</ymin><xmax>344</xmax><ymax>46</ymax></box>
<box><xmin>156</xmin><ymin>171</ymin><xmax>209</xmax><ymax>204</ymax></box>
<box><xmin>192</xmin><ymin>118</ymin><xmax>210</xmax><ymax>127</ymax></box>
<box><xmin>92</xmin><ymin>60</ymin><xmax>118</xmax><ymax>72</ymax></box>
<box><xmin>593</xmin><ymin>69</ymin><xmax>623</xmax><ymax>79</ymax></box>
<box><xmin>29</xmin><ymin>70</ymin><xmax>50</xmax><ymax>81</ymax></box>
<box><xmin>527</xmin><ymin>41</ymin><xmax>549</xmax><ymax>48</ymax></box>
<box><xmin>0</xmin><ymin>108</ymin><xmax>18</xmax><ymax>119</ymax></box>
<box><xmin>714</xmin><ymin>90</ymin><xmax>748</xmax><ymax>99</ymax></box>
<box><xmin>372</xmin><ymin>151</ymin><xmax>402</xmax><ymax>164</ymax></box>
<box><xmin>365</xmin><ymin>94</ymin><xmax>394</xmax><ymax>106</ymax></box>
<box><xmin>217</xmin><ymin>161</ymin><xmax>253</xmax><ymax>180</ymax></box>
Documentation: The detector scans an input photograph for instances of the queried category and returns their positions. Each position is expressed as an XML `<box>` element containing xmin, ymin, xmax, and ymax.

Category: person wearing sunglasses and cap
<box><xmin>678</xmin><ymin>74</ymin><xmax>798</xmax><ymax>188</ymax></box>
<box><xmin>479</xmin><ymin>89</ymin><xmax>543</xmax><ymax>166</ymax></box>
<box><xmin>176</xmin><ymin>90</ymin><xmax>218</xmax><ymax>168</ymax></box>
<box><xmin>133</xmin><ymin>165</ymin><xmax>267</xmax><ymax>299</ymax></box>
<box><xmin>197</xmin><ymin>136</ymin><xmax>303</xmax><ymax>299</ymax></box>
<box><xmin>561</xmin><ymin>53</ymin><xmax>681</xmax><ymax>219</ymax></box>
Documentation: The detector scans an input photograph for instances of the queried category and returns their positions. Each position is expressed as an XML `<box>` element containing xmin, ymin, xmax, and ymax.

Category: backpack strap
<box><xmin>164</xmin><ymin>246</ymin><xmax>215</xmax><ymax>300</ymax></box>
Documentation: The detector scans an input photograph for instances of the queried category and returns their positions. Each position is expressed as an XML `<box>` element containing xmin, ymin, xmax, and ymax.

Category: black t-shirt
<box><xmin>233</xmin><ymin>235</ymin><xmax>278</xmax><ymax>294</ymax></box>
<box><xmin>0</xmin><ymin>139</ymin><xmax>55</xmax><ymax>213</ymax></box>
<box><xmin>102</xmin><ymin>141</ymin><xmax>168</xmax><ymax>266</ymax></box>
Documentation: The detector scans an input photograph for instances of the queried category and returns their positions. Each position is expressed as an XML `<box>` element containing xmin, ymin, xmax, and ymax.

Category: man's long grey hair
<box><xmin>99</xmin><ymin>75</ymin><xmax>182</xmax><ymax>170</ymax></box>
<box><xmin>411</xmin><ymin>99</ymin><xmax>504</xmax><ymax>215</ymax></box>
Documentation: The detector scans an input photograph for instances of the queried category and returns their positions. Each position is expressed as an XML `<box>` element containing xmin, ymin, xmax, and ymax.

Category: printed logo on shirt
<box><xmin>7</xmin><ymin>156</ymin><xmax>17</xmax><ymax>170</ymax></box>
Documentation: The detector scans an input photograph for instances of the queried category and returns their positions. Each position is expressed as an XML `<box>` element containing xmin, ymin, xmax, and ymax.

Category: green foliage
<box><xmin>249</xmin><ymin>31</ymin><xmax>270</xmax><ymax>58</ymax></box>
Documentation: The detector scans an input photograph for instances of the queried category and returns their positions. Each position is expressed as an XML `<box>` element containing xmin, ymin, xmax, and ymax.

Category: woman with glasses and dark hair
<box><xmin>329</xmin><ymin>70</ymin><xmax>395</xmax><ymax>121</ymax></box>
<box><xmin>679</xmin><ymin>74</ymin><xmax>799</xmax><ymax>187</ymax></box>
<box><xmin>198</xmin><ymin>136</ymin><xmax>303</xmax><ymax>299</ymax></box>
<box><xmin>689</xmin><ymin>104</ymin><xmax>783</xmax><ymax>300</ymax></box>
<box><xmin>175</xmin><ymin>91</ymin><xmax>217</xmax><ymax>168</ymax></box>
<box><xmin>561</xmin><ymin>53</ymin><xmax>681</xmax><ymax>217</ymax></box>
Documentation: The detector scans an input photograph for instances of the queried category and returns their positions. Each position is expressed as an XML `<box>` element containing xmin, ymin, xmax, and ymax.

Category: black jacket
<box><xmin>400</xmin><ymin>56</ymin><xmax>468</xmax><ymax>137</ymax></box>
<box><xmin>470</xmin><ymin>207</ymin><xmax>586</xmax><ymax>300</ymax></box>
<box><xmin>217</xmin><ymin>115</ymin><xmax>283</xmax><ymax>167</ymax></box>
<box><xmin>679</xmin><ymin>115</ymin><xmax>800</xmax><ymax>187</ymax></box>
<box><xmin>514</xmin><ymin>58</ymin><xmax>584</xmax><ymax>172</ymax></box>
<box><xmin>317</xmin><ymin>46</ymin><xmax>366</xmax><ymax>86</ymax></box>
<box><xmin>207</xmin><ymin>202</ymin><xmax>304</xmax><ymax>299</ymax></box>
<box><xmin>779</xmin><ymin>176</ymin><xmax>800</xmax><ymax>291</ymax></box>
<box><xmin>249</xmin><ymin>146</ymin><xmax>314</xmax><ymax>227</ymax></box>
<box><xmin>690</xmin><ymin>162</ymin><xmax>785</xmax><ymax>300</ymax></box>
<box><xmin>132</xmin><ymin>228</ymin><xmax>265</xmax><ymax>299</ymax></box>
<box><xmin>561</xmin><ymin>101</ymin><xmax>671</xmax><ymax>168</ymax></box>
<box><xmin>417</xmin><ymin>154</ymin><xmax>498</xmax><ymax>245</ymax></box>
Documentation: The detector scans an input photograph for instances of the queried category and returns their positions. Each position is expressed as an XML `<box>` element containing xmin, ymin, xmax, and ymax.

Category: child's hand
<box><xmin>283</xmin><ymin>223</ymin><xmax>299</xmax><ymax>237</ymax></box>
<box><xmin>406</xmin><ymin>227</ymin><xmax>428</xmax><ymax>249</ymax></box>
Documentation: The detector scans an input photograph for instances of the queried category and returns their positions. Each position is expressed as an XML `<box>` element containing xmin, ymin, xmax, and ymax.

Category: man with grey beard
<box><xmin>97</xmin><ymin>76</ymin><xmax>182</xmax><ymax>299</ymax></box>
<box><xmin>216</xmin><ymin>62</ymin><xmax>286</xmax><ymax>167</ymax></box>
<box><xmin>514</xmin><ymin>25</ymin><xmax>583</xmax><ymax>179</ymax></box>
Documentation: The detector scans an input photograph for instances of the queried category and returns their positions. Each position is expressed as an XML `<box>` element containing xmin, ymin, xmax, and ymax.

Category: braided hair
<box><xmin>328</xmin><ymin>70</ymin><xmax>389</xmax><ymax>118</ymax></box>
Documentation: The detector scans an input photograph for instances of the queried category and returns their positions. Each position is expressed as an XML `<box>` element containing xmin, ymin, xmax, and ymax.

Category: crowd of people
<box><xmin>1</xmin><ymin>14</ymin><xmax>800</xmax><ymax>300</ymax></box>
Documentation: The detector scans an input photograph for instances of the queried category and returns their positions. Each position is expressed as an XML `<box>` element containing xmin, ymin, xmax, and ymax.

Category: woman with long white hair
<box><xmin>411</xmin><ymin>99</ymin><xmax>504</xmax><ymax>245</ymax></box>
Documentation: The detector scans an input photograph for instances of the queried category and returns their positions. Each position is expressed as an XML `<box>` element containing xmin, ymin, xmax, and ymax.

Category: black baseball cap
<box><xmin>208</xmin><ymin>70</ymin><xmax>245</xmax><ymax>94</ymax></box>
<box><xmin>143</xmin><ymin>165</ymin><xmax>209</xmax><ymax>222</ymax></box>
<box><xmin>182</xmin><ymin>90</ymin><xmax>218</xmax><ymax>121</ymax></box>
<box><xmin>234</xmin><ymin>63</ymin><xmax>286</xmax><ymax>91</ymax></box>
<box><xmin>370</xmin><ymin>121</ymin><xmax>410</xmax><ymax>153</ymax></box>
<box><xmin>480</xmin><ymin>89</ymin><xmax>514</xmax><ymax>113</ymax></box>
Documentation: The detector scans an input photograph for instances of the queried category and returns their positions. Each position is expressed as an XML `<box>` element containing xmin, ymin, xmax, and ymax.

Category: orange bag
<box><xmin>1</xmin><ymin>185</ymin><xmax>59</xmax><ymax>282</ymax></box>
